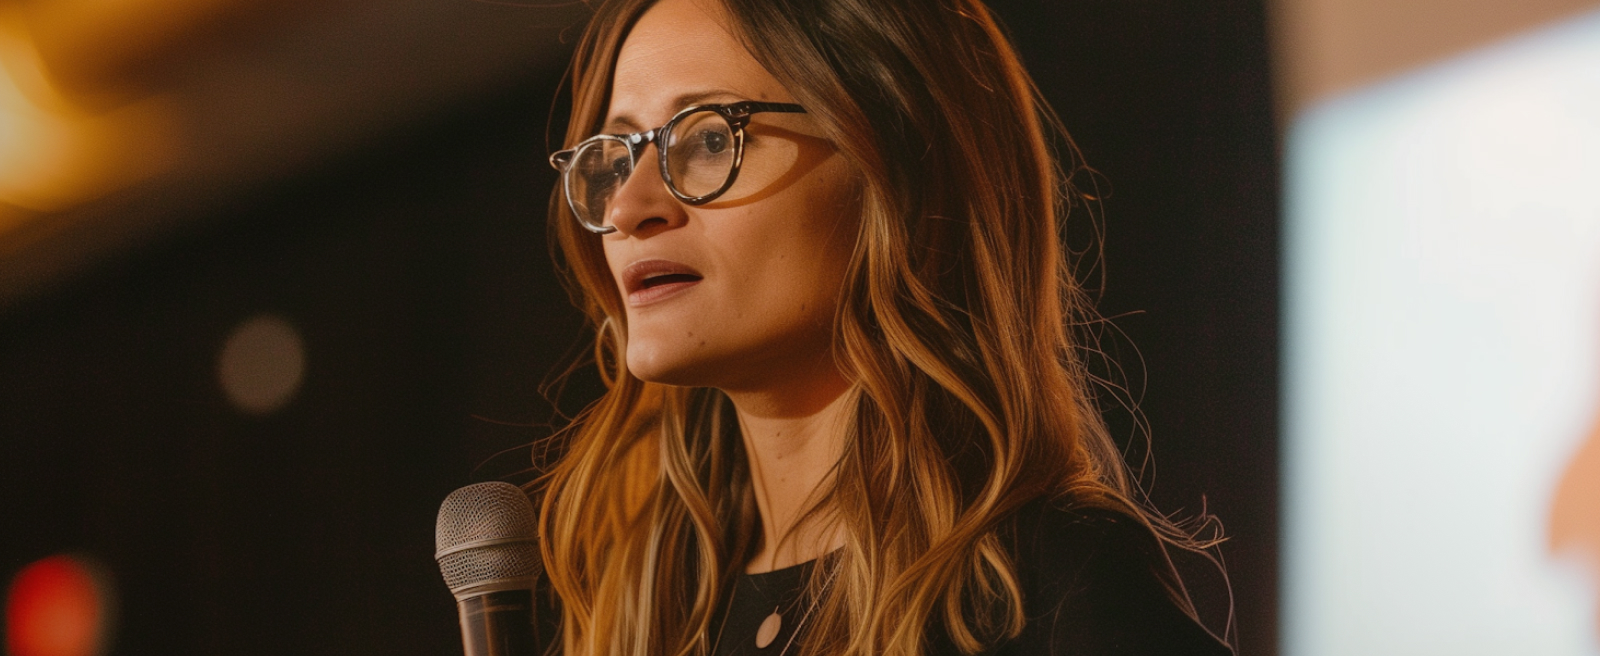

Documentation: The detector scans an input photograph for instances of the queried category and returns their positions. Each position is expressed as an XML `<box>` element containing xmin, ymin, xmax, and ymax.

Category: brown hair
<box><xmin>535</xmin><ymin>1</ymin><xmax>1224</xmax><ymax>655</ymax></box>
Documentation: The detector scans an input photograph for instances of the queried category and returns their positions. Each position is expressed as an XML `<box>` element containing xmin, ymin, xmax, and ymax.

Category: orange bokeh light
<box><xmin>4</xmin><ymin>555</ymin><xmax>110</xmax><ymax>656</ymax></box>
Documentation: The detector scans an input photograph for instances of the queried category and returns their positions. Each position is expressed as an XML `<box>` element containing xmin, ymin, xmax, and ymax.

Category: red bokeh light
<box><xmin>4</xmin><ymin>555</ymin><xmax>109</xmax><ymax>656</ymax></box>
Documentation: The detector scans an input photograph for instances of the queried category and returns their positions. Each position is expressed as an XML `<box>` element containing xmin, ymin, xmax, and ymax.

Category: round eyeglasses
<box><xmin>549</xmin><ymin>101</ymin><xmax>807</xmax><ymax>234</ymax></box>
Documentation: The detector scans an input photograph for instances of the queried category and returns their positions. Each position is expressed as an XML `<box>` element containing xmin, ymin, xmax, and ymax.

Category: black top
<box><xmin>534</xmin><ymin>499</ymin><xmax>1234</xmax><ymax>656</ymax></box>
<box><xmin>708</xmin><ymin>557</ymin><xmax>817</xmax><ymax>656</ymax></box>
<box><xmin>708</xmin><ymin>500</ymin><xmax>1232</xmax><ymax>656</ymax></box>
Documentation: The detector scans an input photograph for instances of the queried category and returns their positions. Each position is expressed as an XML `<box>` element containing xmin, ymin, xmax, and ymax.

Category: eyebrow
<box><xmin>603</xmin><ymin>89</ymin><xmax>747</xmax><ymax>133</ymax></box>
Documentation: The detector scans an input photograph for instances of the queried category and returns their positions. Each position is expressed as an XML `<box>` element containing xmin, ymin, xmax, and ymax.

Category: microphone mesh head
<box><xmin>434</xmin><ymin>482</ymin><xmax>541</xmax><ymax>598</ymax></box>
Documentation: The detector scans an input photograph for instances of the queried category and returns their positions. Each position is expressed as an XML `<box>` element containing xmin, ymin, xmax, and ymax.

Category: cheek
<box><xmin>746</xmin><ymin>203</ymin><xmax>857</xmax><ymax>322</ymax></box>
<box><xmin>802</xmin><ymin>171</ymin><xmax>863</xmax><ymax>293</ymax></box>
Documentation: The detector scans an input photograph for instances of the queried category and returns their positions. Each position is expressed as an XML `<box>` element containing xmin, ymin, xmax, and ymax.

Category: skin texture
<box><xmin>602</xmin><ymin>0</ymin><xmax>859</xmax><ymax>573</ymax></box>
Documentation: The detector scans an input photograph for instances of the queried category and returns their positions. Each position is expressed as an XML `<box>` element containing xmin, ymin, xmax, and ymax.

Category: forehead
<box><xmin>608</xmin><ymin>0</ymin><xmax>790</xmax><ymax>128</ymax></box>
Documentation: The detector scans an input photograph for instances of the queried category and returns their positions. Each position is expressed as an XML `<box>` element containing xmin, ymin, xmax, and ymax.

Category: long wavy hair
<box><xmin>535</xmin><ymin>1</ymin><xmax>1224</xmax><ymax>655</ymax></box>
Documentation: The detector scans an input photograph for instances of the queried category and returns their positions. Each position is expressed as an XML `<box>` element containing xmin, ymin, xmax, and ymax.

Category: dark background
<box><xmin>0</xmin><ymin>1</ymin><xmax>1278</xmax><ymax>654</ymax></box>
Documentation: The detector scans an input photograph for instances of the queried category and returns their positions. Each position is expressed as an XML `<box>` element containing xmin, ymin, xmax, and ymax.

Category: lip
<box><xmin>621</xmin><ymin>258</ymin><xmax>704</xmax><ymax>306</ymax></box>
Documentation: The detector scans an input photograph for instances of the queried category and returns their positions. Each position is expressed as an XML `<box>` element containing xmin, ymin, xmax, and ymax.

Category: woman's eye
<box><xmin>695</xmin><ymin>129</ymin><xmax>729</xmax><ymax>155</ymax></box>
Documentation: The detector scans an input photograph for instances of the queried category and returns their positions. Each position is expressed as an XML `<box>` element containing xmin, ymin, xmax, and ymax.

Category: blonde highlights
<box><xmin>535</xmin><ymin>1</ymin><xmax>1223</xmax><ymax>655</ymax></box>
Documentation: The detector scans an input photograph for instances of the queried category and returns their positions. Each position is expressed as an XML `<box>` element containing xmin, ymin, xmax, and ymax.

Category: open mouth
<box><xmin>640</xmin><ymin>272</ymin><xmax>702</xmax><ymax>289</ymax></box>
<box><xmin>622</xmin><ymin>259</ymin><xmax>704</xmax><ymax>303</ymax></box>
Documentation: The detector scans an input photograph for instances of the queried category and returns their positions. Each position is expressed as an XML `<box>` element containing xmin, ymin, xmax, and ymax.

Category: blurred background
<box><xmin>0</xmin><ymin>0</ymin><xmax>1593</xmax><ymax>654</ymax></box>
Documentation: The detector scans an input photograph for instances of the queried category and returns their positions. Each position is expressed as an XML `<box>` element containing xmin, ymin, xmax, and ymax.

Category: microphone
<box><xmin>434</xmin><ymin>482</ymin><xmax>543</xmax><ymax>656</ymax></box>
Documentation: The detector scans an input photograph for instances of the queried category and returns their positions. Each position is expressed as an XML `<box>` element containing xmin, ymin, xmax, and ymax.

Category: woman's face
<box><xmin>600</xmin><ymin>0</ymin><xmax>859</xmax><ymax>394</ymax></box>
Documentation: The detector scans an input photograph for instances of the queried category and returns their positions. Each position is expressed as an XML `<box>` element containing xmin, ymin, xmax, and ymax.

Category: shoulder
<box><xmin>1005</xmin><ymin>498</ymin><xmax>1181</xmax><ymax>599</ymax></box>
<box><xmin>989</xmin><ymin>497</ymin><xmax>1234</xmax><ymax>656</ymax></box>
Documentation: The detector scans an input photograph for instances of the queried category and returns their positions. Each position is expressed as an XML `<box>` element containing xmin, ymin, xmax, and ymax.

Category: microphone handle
<box><xmin>457</xmin><ymin>589</ymin><xmax>537</xmax><ymax>656</ymax></box>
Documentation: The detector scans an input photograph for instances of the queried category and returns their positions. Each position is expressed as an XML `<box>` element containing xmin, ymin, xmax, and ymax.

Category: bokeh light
<box><xmin>218</xmin><ymin>314</ymin><xmax>307</xmax><ymax>416</ymax></box>
<box><xmin>0</xmin><ymin>9</ymin><xmax>174</xmax><ymax>216</ymax></box>
<box><xmin>4</xmin><ymin>554</ymin><xmax>114</xmax><ymax>656</ymax></box>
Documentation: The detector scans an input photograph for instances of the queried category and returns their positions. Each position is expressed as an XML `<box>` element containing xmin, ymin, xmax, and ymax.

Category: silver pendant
<box><xmin>755</xmin><ymin>608</ymin><xmax>782</xmax><ymax>649</ymax></box>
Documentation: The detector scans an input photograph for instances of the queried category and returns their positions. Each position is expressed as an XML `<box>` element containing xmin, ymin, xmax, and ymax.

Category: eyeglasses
<box><xmin>549</xmin><ymin>101</ymin><xmax>807</xmax><ymax>234</ymax></box>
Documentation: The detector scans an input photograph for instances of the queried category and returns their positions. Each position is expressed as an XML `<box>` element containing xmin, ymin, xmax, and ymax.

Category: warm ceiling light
<box><xmin>0</xmin><ymin>21</ymin><xmax>79</xmax><ymax>213</ymax></box>
<box><xmin>0</xmin><ymin>13</ymin><xmax>172</xmax><ymax>216</ymax></box>
<box><xmin>21</xmin><ymin>0</ymin><xmax>236</xmax><ymax>98</ymax></box>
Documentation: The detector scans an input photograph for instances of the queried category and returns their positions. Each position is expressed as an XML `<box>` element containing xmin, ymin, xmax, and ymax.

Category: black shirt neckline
<box><xmin>712</xmin><ymin>558</ymin><xmax>823</xmax><ymax>656</ymax></box>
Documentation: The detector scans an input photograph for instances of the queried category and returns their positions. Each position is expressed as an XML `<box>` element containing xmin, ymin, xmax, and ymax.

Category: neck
<box><xmin>725</xmin><ymin>369</ymin><xmax>852</xmax><ymax>574</ymax></box>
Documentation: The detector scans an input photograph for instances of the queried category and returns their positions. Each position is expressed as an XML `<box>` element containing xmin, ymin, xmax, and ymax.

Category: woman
<box><xmin>535</xmin><ymin>0</ymin><xmax>1233</xmax><ymax>654</ymax></box>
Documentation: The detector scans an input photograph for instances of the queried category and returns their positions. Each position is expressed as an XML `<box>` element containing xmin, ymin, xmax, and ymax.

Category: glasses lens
<box><xmin>567</xmin><ymin>138</ymin><xmax>633</xmax><ymax>229</ymax></box>
<box><xmin>665</xmin><ymin>110</ymin><xmax>737</xmax><ymax>199</ymax></box>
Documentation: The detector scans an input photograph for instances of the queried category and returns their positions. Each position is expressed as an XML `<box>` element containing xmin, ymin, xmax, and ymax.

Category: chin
<box><xmin>625</xmin><ymin>341</ymin><xmax>710</xmax><ymax>388</ymax></box>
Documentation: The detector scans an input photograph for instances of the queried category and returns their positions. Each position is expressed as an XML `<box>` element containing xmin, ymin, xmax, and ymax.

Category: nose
<box><xmin>607</xmin><ymin>147</ymin><xmax>688</xmax><ymax>238</ymax></box>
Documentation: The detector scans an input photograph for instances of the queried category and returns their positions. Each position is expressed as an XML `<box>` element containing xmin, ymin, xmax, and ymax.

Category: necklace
<box><xmin>709</xmin><ymin>558</ymin><xmax>841</xmax><ymax>655</ymax></box>
<box><xmin>755</xmin><ymin>605</ymin><xmax>784</xmax><ymax>649</ymax></box>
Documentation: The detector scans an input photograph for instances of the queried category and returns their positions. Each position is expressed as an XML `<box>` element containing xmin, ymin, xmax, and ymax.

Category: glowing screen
<box><xmin>1284</xmin><ymin>8</ymin><xmax>1600</xmax><ymax>655</ymax></box>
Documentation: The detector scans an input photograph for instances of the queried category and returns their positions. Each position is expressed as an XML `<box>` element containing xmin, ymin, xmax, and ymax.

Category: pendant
<box><xmin>755</xmin><ymin>608</ymin><xmax>782</xmax><ymax>649</ymax></box>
